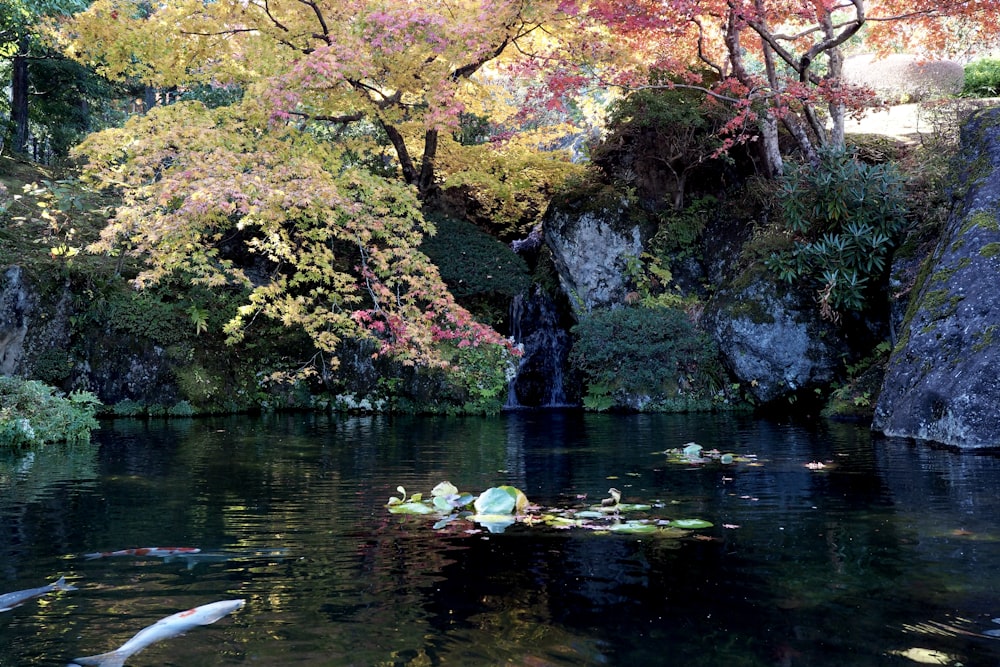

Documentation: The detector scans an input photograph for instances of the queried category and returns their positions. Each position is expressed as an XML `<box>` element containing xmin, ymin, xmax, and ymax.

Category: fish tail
<box><xmin>82</xmin><ymin>552</ymin><xmax>102</xmax><ymax>560</ymax></box>
<box><xmin>54</xmin><ymin>576</ymin><xmax>78</xmax><ymax>592</ymax></box>
<box><xmin>72</xmin><ymin>650</ymin><xmax>128</xmax><ymax>667</ymax></box>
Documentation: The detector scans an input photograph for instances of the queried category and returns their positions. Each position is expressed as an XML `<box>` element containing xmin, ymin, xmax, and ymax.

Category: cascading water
<box><xmin>504</xmin><ymin>286</ymin><xmax>576</xmax><ymax>409</ymax></box>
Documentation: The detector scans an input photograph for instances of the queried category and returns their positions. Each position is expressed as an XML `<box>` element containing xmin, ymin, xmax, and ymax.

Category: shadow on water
<box><xmin>1</xmin><ymin>413</ymin><xmax>1000</xmax><ymax>665</ymax></box>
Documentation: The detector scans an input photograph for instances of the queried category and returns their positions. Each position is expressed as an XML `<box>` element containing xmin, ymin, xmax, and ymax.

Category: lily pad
<box><xmin>608</xmin><ymin>521</ymin><xmax>658</xmax><ymax>535</ymax></box>
<box><xmin>431</xmin><ymin>481</ymin><xmax>459</xmax><ymax>497</ymax></box>
<box><xmin>474</xmin><ymin>487</ymin><xmax>517</xmax><ymax>514</ymax></box>
<box><xmin>388</xmin><ymin>501</ymin><xmax>436</xmax><ymax>515</ymax></box>
<box><xmin>671</xmin><ymin>518</ymin><xmax>714</xmax><ymax>529</ymax></box>
<box><xmin>616</xmin><ymin>503</ymin><xmax>652</xmax><ymax>512</ymax></box>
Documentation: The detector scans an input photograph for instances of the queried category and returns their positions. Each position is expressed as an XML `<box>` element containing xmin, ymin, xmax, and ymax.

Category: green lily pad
<box><xmin>474</xmin><ymin>487</ymin><xmax>517</xmax><ymax>514</ymax></box>
<box><xmin>388</xmin><ymin>501</ymin><xmax>435</xmax><ymax>515</ymax></box>
<box><xmin>671</xmin><ymin>518</ymin><xmax>714</xmax><ymax>529</ymax></box>
<box><xmin>608</xmin><ymin>521</ymin><xmax>659</xmax><ymax>534</ymax></box>
<box><xmin>616</xmin><ymin>503</ymin><xmax>652</xmax><ymax>512</ymax></box>
<box><xmin>431</xmin><ymin>481</ymin><xmax>459</xmax><ymax>497</ymax></box>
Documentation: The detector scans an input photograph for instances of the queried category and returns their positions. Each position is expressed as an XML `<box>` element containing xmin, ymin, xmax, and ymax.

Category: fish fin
<box><xmin>72</xmin><ymin>651</ymin><xmax>128</xmax><ymax>667</ymax></box>
<box><xmin>82</xmin><ymin>553</ymin><xmax>102</xmax><ymax>560</ymax></box>
<box><xmin>54</xmin><ymin>576</ymin><xmax>78</xmax><ymax>592</ymax></box>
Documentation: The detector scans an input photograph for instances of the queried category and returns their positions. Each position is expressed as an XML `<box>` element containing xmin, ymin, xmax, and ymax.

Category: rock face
<box><xmin>0</xmin><ymin>264</ymin><xmax>180</xmax><ymax>405</ymax></box>
<box><xmin>506</xmin><ymin>286</ymin><xmax>576</xmax><ymax>408</ymax></box>
<box><xmin>706</xmin><ymin>278</ymin><xmax>844</xmax><ymax>404</ymax></box>
<box><xmin>843</xmin><ymin>54</ymin><xmax>964</xmax><ymax>104</ymax></box>
<box><xmin>873</xmin><ymin>108</ymin><xmax>1000</xmax><ymax>449</ymax></box>
<box><xmin>0</xmin><ymin>266</ymin><xmax>31</xmax><ymax>375</ymax></box>
<box><xmin>544</xmin><ymin>202</ymin><xmax>645</xmax><ymax>313</ymax></box>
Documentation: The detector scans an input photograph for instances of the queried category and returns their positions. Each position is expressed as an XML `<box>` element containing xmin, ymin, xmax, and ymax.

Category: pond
<box><xmin>2</xmin><ymin>411</ymin><xmax>1000</xmax><ymax>666</ymax></box>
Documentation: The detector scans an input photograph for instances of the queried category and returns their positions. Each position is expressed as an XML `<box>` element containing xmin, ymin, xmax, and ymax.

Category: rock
<box><xmin>0</xmin><ymin>266</ymin><xmax>31</xmax><ymax>375</ymax></box>
<box><xmin>706</xmin><ymin>278</ymin><xmax>843</xmax><ymax>404</ymax></box>
<box><xmin>843</xmin><ymin>54</ymin><xmax>964</xmax><ymax>104</ymax></box>
<box><xmin>544</xmin><ymin>200</ymin><xmax>646</xmax><ymax>313</ymax></box>
<box><xmin>873</xmin><ymin>107</ymin><xmax>1000</xmax><ymax>448</ymax></box>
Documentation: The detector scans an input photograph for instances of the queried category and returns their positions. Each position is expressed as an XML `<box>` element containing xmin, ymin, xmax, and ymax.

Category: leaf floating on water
<box><xmin>608</xmin><ymin>521</ymin><xmax>658</xmax><ymax>535</ymax></box>
<box><xmin>431</xmin><ymin>481</ymin><xmax>458</xmax><ymax>498</ymax></box>
<box><xmin>388</xmin><ymin>502</ymin><xmax>436</xmax><ymax>515</ymax></box>
<box><xmin>682</xmin><ymin>442</ymin><xmax>703</xmax><ymax>458</ymax></box>
<box><xmin>671</xmin><ymin>519</ymin><xmax>714</xmax><ymax>529</ymax></box>
<box><xmin>887</xmin><ymin>647</ymin><xmax>955</xmax><ymax>664</ymax></box>
<box><xmin>474</xmin><ymin>487</ymin><xmax>519</xmax><ymax>515</ymax></box>
<box><xmin>615</xmin><ymin>503</ymin><xmax>652</xmax><ymax>512</ymax></box>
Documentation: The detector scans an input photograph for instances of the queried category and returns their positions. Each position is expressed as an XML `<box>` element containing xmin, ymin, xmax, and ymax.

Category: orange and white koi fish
<box><xmin>72</xmin><ymin>599</ymin><xmax>245</xmax><ymax>667</ymax></box>
<box><xmin>83</xmin><ymin>547</ymin><xmax>201</xmax><ymax>560</ymax></box>
<box><xmin>0</xmin><ymin>576</ymin><xmax>77</xmax><ymax>612</ymax></box>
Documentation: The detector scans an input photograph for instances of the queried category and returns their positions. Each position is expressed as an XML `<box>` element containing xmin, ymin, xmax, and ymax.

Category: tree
<box><xmin>56</xmin><ymin>0</ymin><xmax>575</xmax><ymax>200</ymax></box>
<box><xmin>584</xmin><ymin>0</ymin><xmax>1000</xmax><ymax>174</ymax></box>
<box><xmin>53</xmin><ymin>0</ymin><xmax>588</xmax><ymax>370</ymax></box>
<box><xmin>2</xmin><ymin>0</ymin><xmax>94</xmax><ymax>158</ymax></box>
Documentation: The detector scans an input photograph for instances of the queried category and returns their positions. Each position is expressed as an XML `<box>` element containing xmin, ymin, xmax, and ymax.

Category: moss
<box><xmin>959</xmin><ymin>210</ymin><xmax>1000</xmax><ymax>235</ymax></box>
<box><xmin>972</xmin><ymin>325</ymin><xmax>998</xmax><ymax>353</ymax></box>
<box><xmin>931</xmin><ymin>266</ymin><xmax>958</xmax><ymax>283</ymax></box>
<box><xmin>729</xmin><ymin>298</ymin><xmax>776</xmax><ymax>325</ymax></box>
<box><xmin>979</xmin><ymin>242</ymin><xmax>1000</xmax><ymax>258</ymax></box>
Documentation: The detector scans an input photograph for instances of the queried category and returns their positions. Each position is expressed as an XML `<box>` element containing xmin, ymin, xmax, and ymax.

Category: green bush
<box><xmin>0</xmin><ymin>376</ymin><xmax>101</xmax><ymax>447</ymax></box>
<box><xmin>420</xmin><ymin>213</ymin><xmax>531</xmax><ymax>329</ymax></box>
<box><xmin>962</xmin><ymin>59</ymin><xmax>1000</xmax><ymax>98</ymax></box>
<box><xmin>570</xmin><ymin>306</ymin><xmax>726</xmax><ymax>411</ymax></box>
<box><xmin>764</xmin><ymin>149</ymin><xmax>907</xmax><ymax>316</ymax></box>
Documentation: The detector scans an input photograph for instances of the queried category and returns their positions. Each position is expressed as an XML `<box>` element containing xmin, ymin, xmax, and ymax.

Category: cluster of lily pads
<box><xmin>660</xmin><ymin>442</ymin><xmax>755</xmax><ymax>466</ymax></box>
<box><xmin>386</xmin><ymin>481</ymin><xmax>714</xmax><ymax>535</ymax></box>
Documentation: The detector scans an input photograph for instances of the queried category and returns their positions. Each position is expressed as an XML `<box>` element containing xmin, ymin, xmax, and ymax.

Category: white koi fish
<box><xmin>0</xmin><ymin>576</ymin><xmax>77</xmax><ymax>612</ymax></box>
<box><xmin>72</xmin><ymin>598</ymin><xmax>245</xmax><ymax>667</ymax></box>
<box><xmin>83</xmin><ymin>547</ymin><xmax>201</xmax><ymax>560</ymax></box>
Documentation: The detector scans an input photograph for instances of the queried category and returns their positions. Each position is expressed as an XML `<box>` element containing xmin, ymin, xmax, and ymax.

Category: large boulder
<box><xmin>706</xmin><ymin>278</ymin><xmax>844</xmax><ymax>404</ymax></box>
<box><xmin>544</xmin><ymin>200</ymin><xmax>646</xmax><ymax>313</ymax></box>
<box><xmin>843</xmin><ymin>54</ymin><xmax>964</xmax><ymax>104</ymax></box>
<box><xmin>873</xmin><ymin>108</ymin><xmax>1000</xmax><ymax>448</ymax></box>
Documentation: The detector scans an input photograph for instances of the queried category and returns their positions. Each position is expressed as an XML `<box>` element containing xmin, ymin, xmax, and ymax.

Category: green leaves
<box><xmin>0</xmin><ymin>377</ymin><xmax>101</xmax><ymax>448</ymax></box>
<box><xmin>765</xmin><ymin>148</ymin><xmax>908</xmax><ymax>317</ymax></box>
<box><xmin>386</xmin><ymin>481</ymin><xmax>715</xmax><ymax>538</ymax></box>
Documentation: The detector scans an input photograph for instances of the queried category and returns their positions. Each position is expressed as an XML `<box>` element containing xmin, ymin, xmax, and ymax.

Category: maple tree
<box><xmin>583</xmin><ymin>0</ymin><xmax>1000</xmax><ymax>175</ymax></box>
<box><xmin>52</xmin><ymin>0</ymin><xmax>594</xmax><ymax>376</ymax></box>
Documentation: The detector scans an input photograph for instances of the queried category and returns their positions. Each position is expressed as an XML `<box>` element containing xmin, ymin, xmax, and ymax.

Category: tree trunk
<box><xmin>759</xmin><ymin>113</ymin><xmax>783</xmax><ymax>177</ymax></box>
<box><xmin>725</xmin><ymin>10</ymin><xmax>783</xmax><ymax>177</ymax></box>
<box><xmin>10</xmin><ymin>36</ymin><xmax>30</xmax><ymax>156</ymax></box>
<box><xmin>417</xmin><ymin>129</ymin><xmax>439</xmax><ymax>201</ymax></box>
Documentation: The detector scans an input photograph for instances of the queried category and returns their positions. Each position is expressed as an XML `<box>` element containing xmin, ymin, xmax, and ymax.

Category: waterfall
<box><xmin>504</xmin><ymin>287</ymin><xmax>576</xmax><ymax>409</ymax></box>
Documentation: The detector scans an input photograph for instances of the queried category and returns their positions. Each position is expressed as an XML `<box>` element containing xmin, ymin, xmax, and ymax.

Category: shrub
<box><xmin>0</xmin><ymin>376</ymin><xmax>101</xmax><ymax>447</ymax></box>
<box><xmin>590</xmin><ymin>83</ymin><xmax>729</xmax><ymax>210</ymax></box>
<box><xmin>962</xmin><ymin>58</ymin><xmax>1000</xmax><ymax>98</ymax></box>
<box><xmin>420</xmin><ymin>213</ymin><xmax>531</xmax><ymax>330</ymax></box>
<box><xmin>570</xmin><ymin>306</ymin><xmax>725</xmax><ymax>411</ymax></box>
<box><xmin>764</xmin><ymin>149</ymin><xmax>908</xmax><ymax>317</ymax></box>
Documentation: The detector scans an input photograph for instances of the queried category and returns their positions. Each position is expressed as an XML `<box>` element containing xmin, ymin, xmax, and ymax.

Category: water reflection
<box><xmin>0</xmin><ymin>413</ymin><xmax>999</xmax><ymax>665</ymax></box>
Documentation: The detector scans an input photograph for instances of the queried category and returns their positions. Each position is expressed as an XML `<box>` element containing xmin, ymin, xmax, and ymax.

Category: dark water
<box><xmin>2</xmin><ymin>412</ymin><xmax>1000</xmax><ymax>666</ymax></box>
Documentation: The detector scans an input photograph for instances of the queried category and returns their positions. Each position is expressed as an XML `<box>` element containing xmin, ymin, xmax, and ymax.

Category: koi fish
<box><xmin>0</xmin><ymin>576</ymin><xmax>77</xmax><ymax>612</ymax></box>
<box><xmin>161</xmin><ymin>547</ymin><xmax>289</xmax><ymax>570</ymax></box>
<box><xmin>72</xmin><ymin>598</ymin><xmax>245</xmax><ymax>667</ymax></box>
<box><xmin>83</xmin><ymin>547</ymin><xmax>201</xmax><ymax>560</ymax></box>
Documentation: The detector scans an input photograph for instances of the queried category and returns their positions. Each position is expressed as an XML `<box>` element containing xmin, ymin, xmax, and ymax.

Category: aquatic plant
<box><xmin>386</xmin><ymin>481</ymin><xmax>714</xmax><ymax>536</ymax></box>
